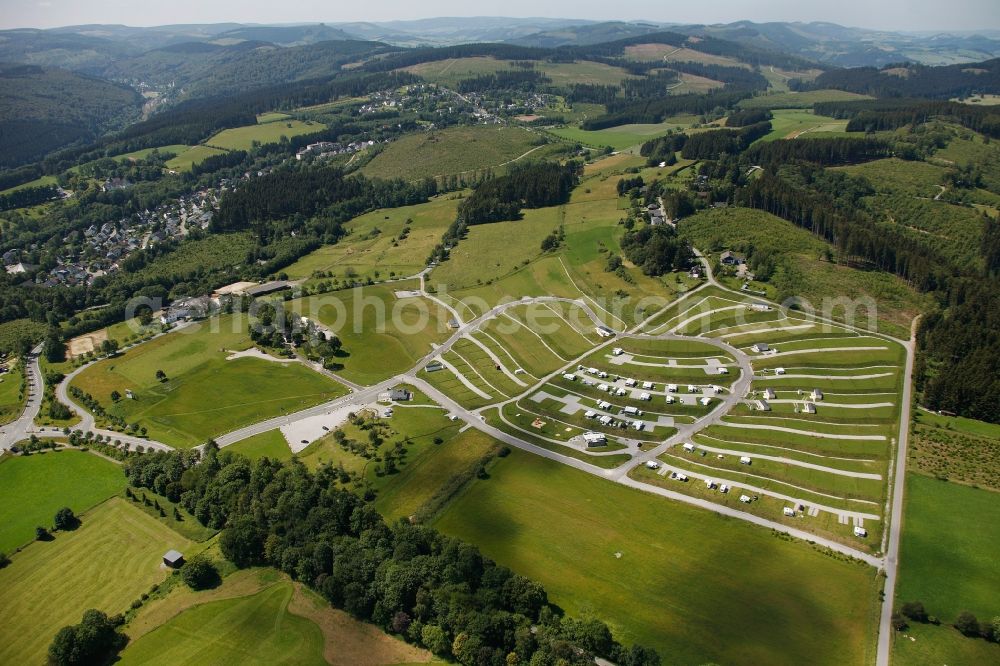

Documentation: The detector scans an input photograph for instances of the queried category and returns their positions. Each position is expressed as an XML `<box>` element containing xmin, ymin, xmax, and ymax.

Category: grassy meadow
<box><xmin>206</xmin><ymin>119</ymin><xmax>324</xmax><ymax>151</ymax></box>
<box><xmin>284</xmin><ymin>195</ymin><xmax>459</xmax><ymax>281</ymax></box>
<box><xmin>0</xmin><ymin>360</ymin><xmax>24</xmax><ymax>424</ymax></box>
<box><xmin>757</xmin><ymin>109</ymin><xmax>848</xmax><ymax>142</ymax></box>
<box><xmin>227</xmin><ymin>430</ymin><xmax>293</xmax><ymax>461</ymax></box>
<box><xmin>0</xmin><ymin>498</ymin><xmax>195</xmax><ymax>665</ymax></box>
<box><xmin>362</xmin><ymin>125</ymin><xmax>540</xmax><ymax>181</ymax></box>
<box><xmin>401</xmin><ymin>56</ymin><xmax>633</xmax><ymax>88</ymax></box>
<box><xmin>165</xmin><ymin>145</ymin><xmax>229</xmax><ymax>171</ymax></box>
<box><xmin>434</xmin><ymin>450</ymin><xmax>879</xmax><ymax>666</ymax></box>
<box><xmin>547</xmin><ymin>121</ymin><xmax>689</xmax><ymax>150</ymax></box>
<box><xmin>289</xmin><ymin>285</ymin><xmax>449</xmax><ymax>385</ymax></box>
<box><xmin>0</xmin><ymin>449</ymin><xmax>126</xmax><ymax>552</ymax></box>
<box><xmin>71</xmin><ymin>316</ymin><xmax>347</xmax><ymax>447</ymax></box>
<box><xmin>896</xmin><ymin>474</ymin><xmax>1000</xmax><ymax>621</ymax></box>
<box><xmin>739</xmin><ymin>90</ymin><xmax>872</xmax><ymax>109</ymax></box>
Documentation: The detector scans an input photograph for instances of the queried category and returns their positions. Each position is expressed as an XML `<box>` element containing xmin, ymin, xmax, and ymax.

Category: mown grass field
<box><xmin>0</xmin><ymin>498</ymin><xmax>194</xmax><ymax>665</ymax></box>
<box><xmin>114</xmin><ymin>144</ymin><xmax>191</xmax><ymax>162</ymax></box>
<box><xmin>896</xmin><ymin>473</ymin><xmax>1000</xmax><ymax>621</ymax></box>
<box><xmin>290</xmin><ymin>285</ymin><xmax>449</xmax><ymax>385</ymax></box>
<box><xmin>71</xmin><ymin>316</ymin><xmax>346</xmax><ymax>447</ymax></box>
<box><xmin>284</xmin><ymin>195</ymin><xmax>459</xmax><ymax>281</ymax></box>
<box><xmin>0</xmin><ymin>449</ymin><xmax>126</xmax><ymax>552</ymax></box>
<box><xmin>362</xmin><ymin>125</ymin><xmax>540</xmax><ymax>181</ymax></box>
<box><xmin>434</xmin><ymin>450</ymin><xmax>879</xmax><ymax>666</ymax></box>
<box><xmin>206</xmin><ymin>119</ymin><xmax>324</xmax><ymax>151</ymax></box>
<box><xmin>120</xmin><ymin>583</ymin><xmax>326</xmax><ymax>665</ymax></box>
<box><xmin>0</xmin><ymin>174</ymin><xmax>58</xmax><ymax>195</ymax></box>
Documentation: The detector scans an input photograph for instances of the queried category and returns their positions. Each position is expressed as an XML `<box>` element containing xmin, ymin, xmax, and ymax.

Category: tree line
<box><xmin>457</xmin><ymin>162</ymin><xmax>581</xmax><ymax>225</ymax></box>
<box><xmin>681</xmin><ymin>121</ymin><xmax>772</xmax><ymax>159</ymax></box>
<box><xmin>122</xmin><ymin>445</ymin><xmax>662</xmax><ymax>666</ymax></box>
<box><xmin>803</xmin><ymin>57</ymin><xmax>1000</xmax><ymax>99</ymax></box>
<box><xmin>813</xmin><ymin>99</ymin><xmax>1000</xmax><ymax>140</ymax></box>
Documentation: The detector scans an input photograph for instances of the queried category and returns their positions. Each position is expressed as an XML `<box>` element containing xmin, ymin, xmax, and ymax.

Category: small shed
<box><xmin>163</xmin><ymin>550</ymin><xmax>184</xmax><ymax>568</ymax></box>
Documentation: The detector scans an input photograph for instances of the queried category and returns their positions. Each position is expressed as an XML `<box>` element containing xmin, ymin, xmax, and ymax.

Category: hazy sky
<box><xmin>2</xmin><ymin>0</ymin><xmax>999</xmax><ymax>32</ymax></box>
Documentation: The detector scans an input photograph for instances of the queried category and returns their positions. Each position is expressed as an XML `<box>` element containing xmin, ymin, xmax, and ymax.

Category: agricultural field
<box><xmin>0</xmin><ymin>317</ymin><xmax>48</xmax><ymax>355</ymax></box>
<box><xmin>547</xmin><ymin>120</ymin><xmax>690</xmax><ymax>150</ymax></box>
<box><xmin>289</xmin><ymin>283</ymin><xmax>450</xmax><ymax>385</ymax></box>
<box><xmin>0</xmin><ymin>449</ymin><xmax>126</xmax><ymax>553</ymax></box>
<box><xmin>757</xmin><ymin>109</ymin><xmax>848</xmax><ymax>141</ymax></box>
<box><xmin>70</xmin><ymin>315</ymin><xmax>347</xmax><ymax>447</ymax></box>
<box><xmin>895</xmin><ymin>474</ymin><xmax>1000</xmax><ymax>621</ymax></box>
<box><xmin>0</xmin><ymin>498</ymin><xmax>196</xmax><ymax>665</ymax></box>
<box><xmin>435</xmin><ymin>450</ymin><xmax>880</xmax><ymax>666</ymax></box>
<box><xmin>623</xmin><ymin>44</ymin><xmax>747</xmax><ymax>69</ymax></box>
<box><xmin>205</xmin><ymin>119</ymin><xmax>325</xmax><ymax>151</ymax></box>
<box><xmin>165</xmin><ymin>145</ymin><xmax>229</xmax><ymax>171</ymax></box>
<box><xmin>123</xmin><ymin>568</ymin><xmax>433</xmax><ymax>666</ymax></box>
<box><xmin>678</xmin><ymin>207</ymin><xmax>929</xmax><ymax>337</ymax></box>
<box><xmin>401</xmin><ymin>56</ymin><xmax>634</xmax><ymax>88</ymax></box>
<box><xmin>739</xmin><ymin>89</ymin><xmax>873</xmax><ymax>109</ymax></box>
<box><xmin>284</xmin><ymin>195</ymin><xmax>460</xmax><ymax>281</ymax></box>
<box><xmin>361</xmin><ymin>125</ymin><xmax>541</xmax><ymax>181</ymax></box>
<box><xmin>908</xmin><ymin>409</ymin><xmax>1000</xmax><ymax>490</ymax></box>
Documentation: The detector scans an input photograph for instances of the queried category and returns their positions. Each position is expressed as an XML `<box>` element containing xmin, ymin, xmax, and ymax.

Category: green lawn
<box><xmin>289</xmin><ymin>285</ymin><xmax>449</xmax><ymax>385</ymax></box>
<box><xmin>0</xmin><ymin>174</ymin><xmax>58</xmax><ymax>195</ymax></box>
<box><xmin>0</xmin><ymin>450</ymin><xmax>126</xmax><ymax>552</ymax></box>
<box><xmin>284</xmin><ymin>195</ymin><xmax>459</xmax><ymax>281</ymax></box>
<box><xmin>119</xmin><ymin>583</ymin><xmax>326</xmax><ymax>666</ymax></box>
<box><xmin>227</xmin><ymin>430</ymin><xmax>293</xmax><ymax>461</ymax></box>
<box><xmin>113</xmin><ymin>144</ymin><xmax>191</xmax><ymax>162</ymax></box>
<box><xmin>896</xmin><ymin>474</ymin><xmax>1000</xmax><ymax>620</ymax></box>
<box><xmin>361</xmin><ymin>125</ymin><xmax>540</xmax><ymax>181</ymax></box>
<box><xmin>434</xmin><ymin>450</ymin><xmax>879</xmax><ymax>666</ymax></box>
<box><xmin>206</xmin><ymin>120</ymin><xmax>324</xmax><ymax>151</ymax></box>
<box><xmin>0</xmin><ymin>498</ymin><xmax>194</xmax><ymax>665</ymax></box>
<box><xmin>71</xmin><ymin>316</ymin><xmax>347</xmax><ymax>448</ymax></box>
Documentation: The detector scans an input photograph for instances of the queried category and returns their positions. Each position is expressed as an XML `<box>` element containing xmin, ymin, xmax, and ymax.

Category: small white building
<box><xmin>584</xmin><ymin>410</ymin><xmax>596</xmax><ymax>419</ymax></box>
<box><xmin>740</xmin><ymin>456</ymin><xmax>752</xmax><ymax>465</ymax></box>
<box><xmin>705</xmin><ymin>479</ymin><xmax>716</xmax><ymax>489</ymax></box>
<box><xmin>645</xmin><ymin>460</ymin><xmax>660</xmax><ymax>469</ymax></box>
<box><xmin>854</xmin><ymin>526</ymin><xmax>868</xmax><ymax>538</ymax></box>
<box><xmin>775</xmin><ymin>367</ymin><xmax>786</xmax><ymax>375</ymax></box>
<box><xmin>639</xmin><ymin>392</ymin><xmax>651</xmax><ymax>401</ymax></box>
<box><xmin>562</xmin><ymin>373</ymin><xmax>577</xmax><ymax>381</ymax></box>
<box><xmin>583</xmin><ymin>431</ymin><xmax>607</xmax><ymax>447</ymax></box>
<box><xmin>783</xmin><ymin>507</ymin><xmax>795</xmax><ymax>517</ymax></box>
<box><xmin>598</xmin><ymin>415</ymin><xmax>613</xmax><ymax>426</ymax></box>
<box><xmin>763</xmin><ymin>388</ymin><xmax>776</xmax><ymax>400</ymax></box>
<box><xmin>750</xmin><ymin>303</ymin><xmax>771</xmax><ymax>312</ymax></box>
<box><xmin>720</xmin><ymin>484</ymin><xmax>730</xmax><ymax>493</ymax></box>
<box><xmin>667</xmin><ymin>384</ymin><xmax>678</xmax><ymax>392</ymax></box>
<box><xmin>623</xmin><ymin>405</ymin><xmax>640</xmax><ymax>416</ymax></box>
<box><xmin>802</xmin><ymin>402</ymin><xmax>817</xmax><ymax>414</ymax></box>
<box><xmin>597</xmin><ymin>400</ymin><xmax>612</xmax><ymax>410</ymax></box>
<box><xmin>587</xmin><ymin>367</ymin><xmax>599</xmax><ymax>375</ymax></box>
<box><xmin>676</xmin><ymin>473</ymin><xmax>688</xmax><ymax>481</ymax></box>
<box><xmin>683</xmin><ymin>443</ymin><xmax>695</xmax><ymax>452</ymax></box>
<box><xmin>615</xmin><ymin>387</ymin><xmax>627</xmax><ymax>396</ymax></box>
<box><xmin>751</xmin><ymin>342</ymin><xmax>770</xmax><ymax>353</ymax></box>
<box><xmin>665</xmin><ymin>395</ymin><xmax>675</xmax><ymax>404</ymax></box>
<box><xmin>625</xmin><ymin>378</ymin><xmax>637</xmax><ymax>387</ymax></box>
<box><xmin>598</xmin><ymin>383</ymin><xmax>610</xmax><ymax>392</ymax></box>
<box><xmin>810</xmin><ymin>388</ymin><xmax>824</xmax><ymax>402</ymax></box>
<box><xmin>632</xmin><ymin>421</ymin><xmax>644</xmax><ymax>431</ymax></box>
<box><xmin>688</xmin><ymin>384</ymin><xmax>697</xmax><ymax>393</ymax></box>
<box><xmin>612</xmin><ymin>347</ymin><xmax>623</xmax><ymax>356</ymax></box>
<box><xmin>739</xmin><ymin>495</ymin><xmax>752</xmax><ymax>503</ymax></box>
<box><xmin>598</xmin><ymin>371</ymin><xmax>608</xmax><ymax>379</ymax></box>
<box><xmin>595</xmin><ymin>325</ymin><xmax>616</xmax><ymax>338</ymax></box>
<box><xmin>700</xmin><ymin>397</ymin><xmax>712</xmax><ymax>406</ymax></box>
<box><xmin>642</xmin><ymin>381</ymin><xmax>654</xmax><ymax>390</ymax></box>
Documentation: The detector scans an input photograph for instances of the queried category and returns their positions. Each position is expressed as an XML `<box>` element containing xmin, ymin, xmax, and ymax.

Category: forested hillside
<box><xmin>0</xmin><ymin>63</ymin><xmax>141</xmax><ymax>167</ymax></box>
